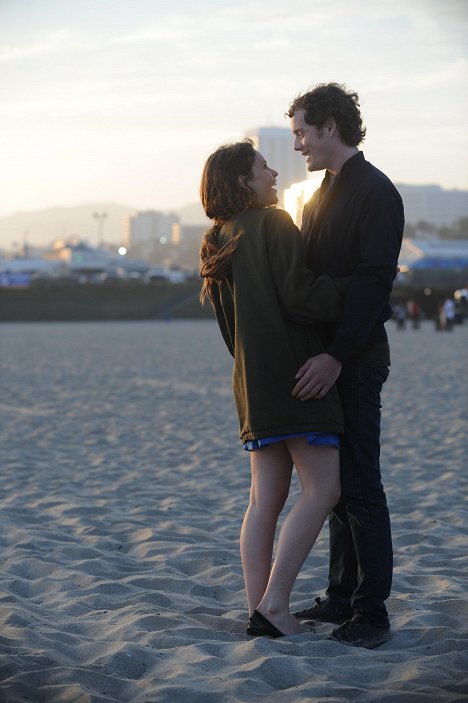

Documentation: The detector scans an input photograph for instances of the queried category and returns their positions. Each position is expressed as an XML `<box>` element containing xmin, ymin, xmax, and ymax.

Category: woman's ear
<box><xmin>238</xmin><ymin>174</ymin><xmax>248</xmax><ymax>189</ymax></box>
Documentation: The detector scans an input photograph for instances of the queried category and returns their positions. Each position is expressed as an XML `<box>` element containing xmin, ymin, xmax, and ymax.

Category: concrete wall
<box><xmin>0</xmin><ymin>281</ymin><xmax>214</xmax><ymax>322</ymax></box>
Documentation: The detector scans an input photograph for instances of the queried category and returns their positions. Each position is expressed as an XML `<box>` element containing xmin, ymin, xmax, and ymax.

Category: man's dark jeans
<box><xmin>327</xmin><ymin>364</ymin><xmax>392</xmax><ymax>626</ymax></box>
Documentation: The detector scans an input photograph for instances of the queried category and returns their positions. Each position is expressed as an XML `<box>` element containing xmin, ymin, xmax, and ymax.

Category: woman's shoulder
<box><xmin>222</xmin><ymin>209</ymin><xmax>298</xmax><ymax>249</ymax></box>
<box><xmin>238</xmin><ymin>207</ymin><xmax>296</xmax><ymax>229</ymax></box>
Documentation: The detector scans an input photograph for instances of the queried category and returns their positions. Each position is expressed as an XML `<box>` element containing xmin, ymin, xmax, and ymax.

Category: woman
<box><xmin>199</xmin><ymin>139</ymin><xmax>348</xmax><ymax>638</ymax></box>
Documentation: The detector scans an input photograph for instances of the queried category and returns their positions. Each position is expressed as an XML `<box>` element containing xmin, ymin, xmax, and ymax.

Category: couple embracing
<box><xmin>199</xmin><ymin>83</ymin><xmax>404</xmax><ymax>649</ymax></box>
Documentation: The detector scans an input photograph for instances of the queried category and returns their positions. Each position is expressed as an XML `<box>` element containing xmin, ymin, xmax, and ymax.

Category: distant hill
<box><xmin>0</xmin><ymin>203</ymin><xmax>136</xmax><ymax>251</ymax></box>
<box><xmin>0</xmin><ymin>201</ymin><xmax>209</xmax><ymax>252</ymax></box>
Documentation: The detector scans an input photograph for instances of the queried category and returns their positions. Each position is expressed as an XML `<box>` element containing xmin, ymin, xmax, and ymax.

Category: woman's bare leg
<box><xmin>240</xmin><ymin>442</ymin><xmax>293</xmax><ymax>615</ymax></box>
<box><xmin>256</xmin><ymin>438</ymin><xmax>340</xmax><ymax>635</ymax></box>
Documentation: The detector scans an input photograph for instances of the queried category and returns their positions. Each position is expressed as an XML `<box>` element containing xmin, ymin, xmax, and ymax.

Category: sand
<box><xmin>0</xmin><ymin>319</ymin><xmax>466</xmax><ymax>702</ymax></box>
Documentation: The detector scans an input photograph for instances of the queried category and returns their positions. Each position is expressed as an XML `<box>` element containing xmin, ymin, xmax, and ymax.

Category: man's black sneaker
<box><xmin>293</xmin><ymin>596</ymin><xmax>353</xmax><ymax>625</ymax></box>
<box><xmin>330</xmin><ymin>618</ymin><xmax>392</xmax><ymax>649</ymax></box>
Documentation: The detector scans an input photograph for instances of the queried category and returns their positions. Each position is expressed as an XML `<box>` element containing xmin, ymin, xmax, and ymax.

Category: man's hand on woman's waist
<box><xmin>292</xmin><ymin>353</ymin><xmax>342</xmax><ymax>401</ymax></box>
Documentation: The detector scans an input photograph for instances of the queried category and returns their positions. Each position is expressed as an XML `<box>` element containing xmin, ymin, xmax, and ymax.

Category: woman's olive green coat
<box><xmin>211</xmin><ymin>208</ymin><xmax>347</xmax><ymax>444</ymax></box>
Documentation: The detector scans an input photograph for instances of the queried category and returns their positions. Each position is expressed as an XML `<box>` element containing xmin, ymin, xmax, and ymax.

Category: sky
<box><xmin>1</xmin><ymin>0</ymin><xmax>467</xmax><ymax>219</ymax></box>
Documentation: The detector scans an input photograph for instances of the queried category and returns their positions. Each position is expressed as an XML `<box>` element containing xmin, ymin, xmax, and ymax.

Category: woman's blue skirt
<box><xmin>243</xmin><ymin>432</ymin><xmax>340</xmax><ymax>452</ymax></box>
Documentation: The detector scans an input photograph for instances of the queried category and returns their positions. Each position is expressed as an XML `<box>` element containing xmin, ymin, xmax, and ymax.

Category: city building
<box><xmin>125</xmin><ymin>210</ymin><xmax>179</xmax><ymax>260</ymax></box>
<box><xmin>170</xmin><ymin>223</ymin><xmax>205</xmax><ymax>246</ymax></box>
<box><xmin>44</xmin><ymin>238</ymin><xmax>111</xmax><ymax>272</ymax></box>
<box><xmin>284</xmin><ymin>179</ymin><xmax>468</xmax><ymax>230</ymax></box>
<box><xmin>0</xmin><ymin>255</ymin><xmax>64</xmax><ymax>286</ymax></box>
<box><xmin>244</xmin><ymin>127</ymin><xmax>307</xmax><ymax>203</ymax></box>
<box><xmin>162</xmin><ymin>224</ymin><xmax>206</xmax><ymax>273</ymax></box>
<box><xmin>395</xmin><ymin>184</ymin><xmax>468</xmax><ymax>227</ymax></box>
<box><xmin>43</xmin><ymin>238</ymin><xmax>149</xmax><ymax>281</ymax></box>
<box><xmin>399</xmin><ymin>238</ymin><xmax>468</xmax><ymax>272</ymax></box>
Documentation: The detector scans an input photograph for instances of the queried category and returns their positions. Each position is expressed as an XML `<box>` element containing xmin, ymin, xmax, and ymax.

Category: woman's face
<box><xmin>244</xmin><ymin>150</ymin><xmax>278</xmax><ymax>206</ymax></box>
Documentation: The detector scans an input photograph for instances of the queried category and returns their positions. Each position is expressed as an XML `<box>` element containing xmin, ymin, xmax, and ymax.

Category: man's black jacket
<box><xmin>301</xmin><ymin>151</ymin><xmax>404</xmax><ymax>366</ymax></box>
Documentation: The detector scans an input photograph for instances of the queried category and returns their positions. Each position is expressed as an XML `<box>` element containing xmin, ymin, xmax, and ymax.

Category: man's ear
<box><xmin>324</xmin><ymin>118</ymin><xmax>337</xmax><ymax>137</ymax></box>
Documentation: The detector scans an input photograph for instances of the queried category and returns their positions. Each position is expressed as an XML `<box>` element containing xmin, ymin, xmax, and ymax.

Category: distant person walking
<box><xmin>407</xmin><ymin>299</ymin><xmax>421</xmax><ymax>329</ymax></box>
<box><xmin>288</xmin><ymin>83</ymin><xmax>404</xmax><ymax>649</ymax></box>
<box><xmin>199</xmin><ymin>140</ymin><xmax>350</xmax><ymax>638</ymax></box>
<box><xmin>442</xmin><ymin>296</ymin><xmax>456</xmax><ymax>331</ymax></box>
<box><xmin>394</xmin><ymin>304</ymin><xmax>407</xmax><ymax>330</ymax></box>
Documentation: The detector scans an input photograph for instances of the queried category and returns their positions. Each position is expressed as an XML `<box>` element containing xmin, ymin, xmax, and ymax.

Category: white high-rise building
<box><xmin>244</xmin><ymin>127</ymin><xmax>307</xmax><ymax>204</ymax></box>
<box><xmin>395</xmin><ymin>184</ymin><xmax>468</xmax><ymax>226</ymax></box>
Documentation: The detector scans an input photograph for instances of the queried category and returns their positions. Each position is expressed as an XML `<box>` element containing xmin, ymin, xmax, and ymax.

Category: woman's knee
<box><xmin>301</xmin><ymin>477</ymin><xmax>341</xmax><ymax>511</ymax></box>
<box><xmin>249</xmin><ymin>484</ymin><xmax>290</xmax><ymax>516</ymax></box>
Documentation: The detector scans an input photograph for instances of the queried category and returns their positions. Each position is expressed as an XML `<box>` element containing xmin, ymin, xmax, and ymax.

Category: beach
<box><xmin>0</xmin><ymin>319</ymin><xmax>467</xmax><ymax>702</ymax></box>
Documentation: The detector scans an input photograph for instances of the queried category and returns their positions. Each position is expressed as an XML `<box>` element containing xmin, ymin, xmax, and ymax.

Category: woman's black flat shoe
<box><xmin>247</xmin><ymin>609</ymin><xmax>285</xmax><ymax>638</ymax></box>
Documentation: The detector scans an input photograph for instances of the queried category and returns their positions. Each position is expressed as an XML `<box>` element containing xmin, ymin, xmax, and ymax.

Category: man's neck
<box><xmin>326</xmin><ymin>147</ymin><xmax>359</xmax><ymax>177</ymax></box>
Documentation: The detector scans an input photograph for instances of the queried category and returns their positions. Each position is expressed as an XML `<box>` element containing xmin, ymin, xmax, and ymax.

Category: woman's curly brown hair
<box><xmin>287</xmin><ymin>82</ymin><xmax>366</xmax><ymax>147</ymax></box>
<box><xmin>199</xmin><ymin>139</ymin><xmax>258</xmax><ymax>306</ymax></box>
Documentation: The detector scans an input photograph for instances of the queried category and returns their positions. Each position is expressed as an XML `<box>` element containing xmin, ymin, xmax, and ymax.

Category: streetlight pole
<box><xmin>93</xmin><ymin>212</ymin><xmax>108</xmax><ymax>247</ymax></box>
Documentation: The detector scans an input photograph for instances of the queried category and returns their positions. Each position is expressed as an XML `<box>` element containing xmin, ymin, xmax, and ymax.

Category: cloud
<box><xmin>109</xmin><ymin>22</ymin><xmax>192</xmax><ymax>46</ymax></box>
<box><xmin>0</xmin><ymin>0</ymin><xmax>467</xmax><ymax>220</ymax></box>
<box><xmin>0</xmin><ymin>30</ymin><xmax>73</xmax><ymax>63</ymax></box>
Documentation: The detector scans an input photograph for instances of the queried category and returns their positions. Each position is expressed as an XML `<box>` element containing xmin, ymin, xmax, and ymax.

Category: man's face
<box><xmin>290</xmin><ymin>109</ymin><xmax>330</xmax><ymax>172</ymax></box>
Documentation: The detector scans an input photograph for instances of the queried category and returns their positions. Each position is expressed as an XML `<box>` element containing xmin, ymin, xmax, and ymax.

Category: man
<box><xmin>287</xmin><ymin>83</ymin><xmax>404</xmax><ymax>649</ymax></box>
<box><xmin>442</xmin><ymin>296</ymin><xmax>455</xmax><ymax>331</ymax></box>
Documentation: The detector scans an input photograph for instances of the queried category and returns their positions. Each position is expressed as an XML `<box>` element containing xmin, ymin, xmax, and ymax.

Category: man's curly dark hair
<box><xmin>287</xmin><ymin>83</ymin><xmax>366</xmax><ymax>147</ymax></box>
